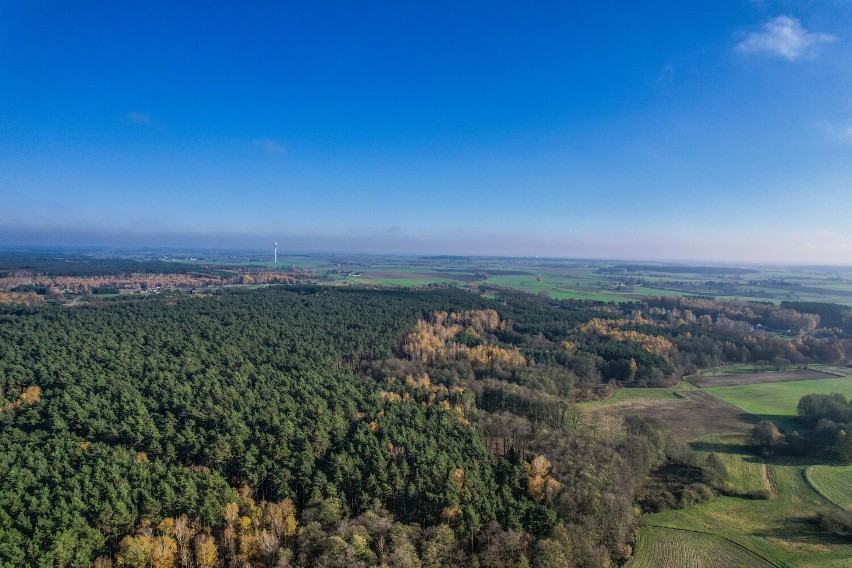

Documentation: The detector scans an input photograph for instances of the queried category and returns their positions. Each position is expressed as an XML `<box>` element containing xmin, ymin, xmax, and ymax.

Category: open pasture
<box><xmin>627</xmin><ymin>525</ymin><xmax>778</xmax><ymax>568</ymax></box>
<box><xmin>705</xmin><ymin>376</ymin><xmax>852</xmax><ymax>419</ymax></box>
<box><xmin>690</xmin><ymin>369</ymin><xmax>839</xmax><ymax>388</ymax></box>
<box><xmin>805</xmin><ymin>465</ymin><xmax>852</xmax><ymax>510</ymax></box>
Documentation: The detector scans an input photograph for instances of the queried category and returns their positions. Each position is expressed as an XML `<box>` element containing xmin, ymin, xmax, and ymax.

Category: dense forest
<box><xmin>1</xmin><ymin>286</ymin><xmax>850</xmax><ymax>567</ymax></box>
<box><xmin>0</xmin><ymin>252</ymin><xmax>205</xmax><ymax>278</ymax></box>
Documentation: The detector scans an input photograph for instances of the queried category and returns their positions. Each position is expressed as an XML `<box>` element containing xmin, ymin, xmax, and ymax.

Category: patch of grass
<box><xmin>692</xmin><ymin>364</ymin><xmax>763</xmax><ymax>377</ymax></box>
<box><xmin>627</xmin><ymin>525</ymin><xmax>778</xmax><ymax>568</ymax></box>
<box><xmin>704</xmin><ymin>376</ymin><xmax>852</xmax><ymax>418</ymax></box>
<box><xmin>577</xmin><ymin>382</ymin><xmax>695</xmax><ymax>409</ymax></box>
<box><xmin>806</xmin><ymin>465</ymin><xmax>852</xmax><ymax>510</ymax></box>
<box><xmin>690</xmin><ymin>433</ymin><xmax>769</xmax><ymax>496</ymax></box>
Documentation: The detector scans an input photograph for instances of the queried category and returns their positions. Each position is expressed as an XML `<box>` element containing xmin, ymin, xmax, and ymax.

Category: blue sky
<box><xmin>1</xmin><ymin>1</ymin><xmax>851</xmax><ymax>262</ymax></box>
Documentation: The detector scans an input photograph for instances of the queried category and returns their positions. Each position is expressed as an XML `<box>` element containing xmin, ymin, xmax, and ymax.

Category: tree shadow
<box><xmin>751</xmin><ymin>515</ymin><xmax>851</xmax><ymax>547</ymax></box>
<box><xmin>750</xmin><ymin>414</ymin><xmax>806</xmax><ymax>433</ymax></box>
<box><xmin>690</xmin><ymin>440</ymin><xmax>752</xmax><ymax>455</ymax></box>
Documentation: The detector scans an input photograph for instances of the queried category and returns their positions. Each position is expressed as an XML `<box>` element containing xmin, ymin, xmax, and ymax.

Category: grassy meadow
<box><xmin>640</xmin><ymin>456</ymin><xmax>852</xmax><ymax>567</ymax></box>
<box><xmin>705</xmin><ymin>376</ymin><xmax>852</xmax><ymax>418</ymax></box>
<box><xmin>584</xmin><ymin>366</ymin><xmax>852</xmax><ymax>567</ymax></box>
<box><xmin>805</xmin><ymin>465</ymin><xmax>852</xmax><ymax>510</ymax></box>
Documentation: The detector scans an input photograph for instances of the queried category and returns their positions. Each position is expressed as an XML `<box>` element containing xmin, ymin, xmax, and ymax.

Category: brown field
<box><xmin>583</xmin><ymin>390</ymin><xmax>758</xmax><ymax>443</ymax></box>
<box><xmin>688</xmin><ymin>369</ymin><xmax>838</xmax><ymax>388</ymax></box>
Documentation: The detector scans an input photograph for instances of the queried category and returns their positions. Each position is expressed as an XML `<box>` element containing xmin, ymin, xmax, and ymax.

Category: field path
<box><xmin>763</xmin><ymin>459</ymin><xmax>778</xmax><ymax>499</ymax></box>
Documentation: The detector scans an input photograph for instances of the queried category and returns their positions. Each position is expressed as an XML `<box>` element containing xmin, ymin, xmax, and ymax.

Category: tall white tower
<box><xmin>274</xmin><ymin>242</ymin><xmax>278</xmax><ymax>263</ymax></box>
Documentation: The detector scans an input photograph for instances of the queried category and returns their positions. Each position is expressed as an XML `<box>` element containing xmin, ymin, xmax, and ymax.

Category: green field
<box><xmin>577</xmin><ymin>381</ymin><xmax>696</xmax><ymax>409</ymax></box>
<box><xmin>617</xmin><ymin>374</ymin><xmax>852</xmax><ymax>566</ymax></box>
<box><xmin>705</xmin><ymin>376</ymin><xmax>852</xmax><ymax>418</ymax></box>
<box><xmin>627</xmin><ymin>526</ymin><xmax>778</xmax><ymax>568</ymax></box>
<box><xmin>805</xmin><ymin>465</ymin><xmax>852</xmax><ymax>510</ymax></box>
<box><xmin>691</xmin><ymin>433</ymin><xmax>770</xmax><ymax>495</ymax></box>
<box><xmin>691</xmin><ymin>364</ymin><xmax>767</xmax><ymax>377</ymax></box>
<box><xmin>642</xmin><ymin>457</ymin><xmax>852</xmax><ymax>567</ymax></box>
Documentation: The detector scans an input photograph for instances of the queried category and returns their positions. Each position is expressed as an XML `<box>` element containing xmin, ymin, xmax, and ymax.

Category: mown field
<box><xmin>705</xmin><ymin>376</ymin><xmax>852</xmax><ymax>418</ymax></box>
<box><xmin>627</xmin><ymin>525</ymin><xmax>778</xmax><ymax>568</ymax></box>
<box><xmin>805</xmin><ymin>465</ymin><xmax>852</xmax><ymax>510</ymax></box>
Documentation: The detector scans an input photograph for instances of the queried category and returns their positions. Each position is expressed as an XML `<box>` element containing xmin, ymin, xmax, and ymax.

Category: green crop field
<box><xmin>627</xmin><ymin>526</ymin><xmax>778</xmax><ymax>568</ymax></box>
<box><xmin>704</xmin><ymin>376</ymin><xmax>852</xmax><ymax>418</ymax></box>
<box><xmin>805</xmin><ymin>465</ymin><xmax>852</xmax><ymax>510</ymax></box>
<box><xmin>642</xmin><ymin>458</ymin><xmax>852</xmax><ymax>567</ymax></box>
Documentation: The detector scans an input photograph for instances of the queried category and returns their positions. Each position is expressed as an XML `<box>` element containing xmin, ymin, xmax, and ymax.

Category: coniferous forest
<box><xmin>1</xmin><ymin>286</ymin><xmax>850</xmax><ymax>567</ymax></box>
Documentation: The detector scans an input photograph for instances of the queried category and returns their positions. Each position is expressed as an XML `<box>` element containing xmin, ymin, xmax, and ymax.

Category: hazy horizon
<box><xmin>2</xmin><ymin>2</ymin><xmax>852</xmax><ymax>264</ymax></box>
<box><xmin>4</xmin><ymin>226</ymin><xmax>852</xmax><ymax>267</ymax></box>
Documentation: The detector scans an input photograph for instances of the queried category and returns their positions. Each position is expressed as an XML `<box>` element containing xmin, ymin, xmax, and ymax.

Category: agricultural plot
<box><xmin>690</xmin><ymin>433</ymin><xmax>770</xmax><ymax>496</ymax></box>
<box><xmin>628</xmin><ymin>526</ymin><xmax>777</xmax><ymax>568</ymax></box>
<box><xmin>643</xmin><ymin>458</ymin><xmax>852</xmax><ymax>567</ymax></box>
<box><xmin>705</xmin><ymin>376</ymin><xmax>852</xmax><ymax>418</ymax></box>
<box><xmin>580</xmin><ymin>389</ymin><xmax>757</xmax><ymax>443</ymax></box>
<box><xmin>598</xmin><ymin>376</ymin><xmax>852</xmax><ymax>566</ymax></box>
<box><xmin>576</xmin><ymin>381</ymin><xmax>695</xmax><ymax>410</ymax></box>
<box><xmin>690</xmin><ymin>369</ymin><xmax>839</xmax><ymax>388</ymax></box>
<box><xmin>805</xmin><ymin>465</ymin><xmax>852</xmax><ymax>510</ymax></box>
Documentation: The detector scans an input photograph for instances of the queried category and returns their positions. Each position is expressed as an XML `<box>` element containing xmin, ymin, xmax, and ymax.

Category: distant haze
<box><xmin>2</xmin><ymin>226</ymin><xmax>850</xmax><ymax>266</ymax></box>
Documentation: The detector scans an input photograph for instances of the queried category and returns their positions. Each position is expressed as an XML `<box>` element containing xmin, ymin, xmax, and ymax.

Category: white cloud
<box><xmin>819</xmin><ymin>119</ymin><xmax>852</xmax><ymax>141</ymax></box>
<box><xmin>127</xmin><ymin>111</ymin><xmax>151</xmax><ymax>124</ymax></box>
<box><xmin>737</xmin><ymin>16</ymin><xmax>836</xmax><ymax>60</ymax></box>
<box><xmin>254</xmin><ymin>138</ymin><xmax>287</xmax><ymax>156</ymax></box>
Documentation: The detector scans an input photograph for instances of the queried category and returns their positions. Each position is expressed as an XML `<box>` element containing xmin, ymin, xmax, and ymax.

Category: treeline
<box><xmin>0</xmin><ymin>252</ymin><xmax>204</xmax><ymax>278</ymax></box>
<box><xmin>780</xmin><ymin>301</ymin><xmax>852</xmax><ymax>334</ymax></box>
<box><xmin>750</xmin><ymin>393</ymin><xmax>851</xmax><ymax>463</ymax></box>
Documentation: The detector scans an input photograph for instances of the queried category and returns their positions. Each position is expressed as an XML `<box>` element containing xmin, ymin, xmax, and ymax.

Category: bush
<box><xmin>746</xmin><ymin>489</ymin><xmax>773</xmax><ymax>501</ymax></box>
<box><xmin>702</xmin><ymin>453</ymin><xmax>728</xmax><ymax>488</ymax></box>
